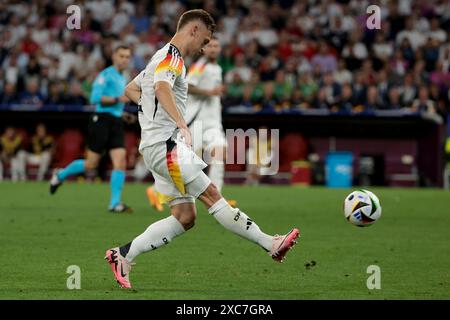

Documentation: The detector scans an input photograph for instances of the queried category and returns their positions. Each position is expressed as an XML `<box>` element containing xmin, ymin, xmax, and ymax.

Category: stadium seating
<box><xmin>53</xmin><ymin>129</ymin><xmax>84</xmax><ymax>168</ymax></box>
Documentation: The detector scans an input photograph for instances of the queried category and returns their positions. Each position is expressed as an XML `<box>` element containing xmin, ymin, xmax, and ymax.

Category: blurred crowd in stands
<box><xmin>0</xmin><ymin>0</ymin><xmax>450</xmax><ymax>118</ymax></box>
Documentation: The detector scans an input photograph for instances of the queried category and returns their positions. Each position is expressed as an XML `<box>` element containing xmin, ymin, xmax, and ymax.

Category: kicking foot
<box><xmin>49</xmin><ymin>169</ymin><xmax>63</xmax><ymax>195</ymax></box>
<box><xmin>270</xmin><ymin>228</ymin><xmax>300</xmax><ymax>263</ymax></box>
<box><xmin>146</xmin><ymin>186</ymin><xmax>163</xmax><ymax>212</ymax></box>
<box><xmin>109</xmin><ymin>203</ymin><xmax>133</xmax><ymax>214</ymax></box>
<box><xmin>104</xmin><ymin>247</ymin><xmax>134</xmax><ymax>288</ymax></box>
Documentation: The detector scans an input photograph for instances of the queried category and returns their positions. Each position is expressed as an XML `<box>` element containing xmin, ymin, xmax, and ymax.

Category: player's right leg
<box><xmin>105</xmin><ymin>141</ymin><xmax>196</xmax><ymax>288</ymax></box>
<box><xmin>50</xmin><ymin>150</ymin><xmax>100</xmax><ymax>194</ymax></box>
<box><xmin>105</xmin><ymin>199</ymin><xmax>194</xmax><ymax>288</ymax></box>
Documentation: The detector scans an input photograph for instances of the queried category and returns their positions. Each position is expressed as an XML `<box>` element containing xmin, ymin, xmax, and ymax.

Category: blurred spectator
<box><xmin>65</xmin><ymin>80</ymin><xmax>88</xmax><ymax>105</ymax></box>
<box><xmin>273</xmin><ymin>70</ymin><xmax>293</xmax><ymax>105</ymax></box>
<box><xmin>342</xmin><ymin>31</ymin><xmax>368</xmax><ymax>70</ymax></box>
<box><xmin>427</xmin><ymin>18</ymin><xmax>447</xmax><ymax>44</ymax></box>
<box><xmin>399</xmin><ymin>73</ymin><xmax>418</xmax><ymax>107</ymax></box>
<box><xmin>376</xmin><ymin>70</ymin><xmax>390</xmax><ymax>105</ymax></box>
<box><xmin>259</xmin><ymin>51</ymin><xmax>279</xmax><ymax>81</ymax></box>
<box><xmin>438</xmin><ymin>45</ymin><xmax>450</xmax><ymax>72</ymax></box>
<box><xmin>391</xmin><ymin>49</ymin><xmax>409</xmax><ymax>77</ymax></box>
<box><xmin>388</xmin><ymin>87</ymin><xmax>403</xmax><ymax>110</ymax></box>
<box><xmin>352</xmin><ymin>72</ymin><xmax>367</xmax><ymax>105</ymax></box>
<box><xmin>0</xmin><ymin>82</ymin><xmax>17</xmax><ymax>104</ymax></box>
<box><xmin>18</xmin><ymin>78</ymin><xmax>44</xmax><ymax>106</ymax></box>
<box><xmin>224</xmin><ymin>73</ymin><xmax>245</xmax><ymax>106</ymax></box>
<box><xmin>311</xmin><ymin>42</ymin><xmax>337</xmax><ymax>74</ymax></box>
<box><xmin>26</xmin><ymin>123</ymin><xmax>54</xmax><ymax>181</ymax></box>
<box><xmin>159</xmin><ymin>0</ymin><xmax>182</xmax><ymax>28</ymax></box>
<box><xmin>45</xmin><ymin>82</ymin><xmax>64</xmax><ymax>105</ymax></box>
<box><xmin>315</xmin><ymin>87</ymin><xmax>329</xmax><ymax>110</ymax></box>
<box><xmin>0</xmin><ymin>0</ymin><xmax>447</xmax><ymax>118</ymax></box>
<box><xmin>423</xmin><ymin>38</ymin><xmax>440</xmax><ymax>72</ymax></box>
<box><xmin>0</xmin><ymin>127</ymin><xmax>27</xmax><ymax>181</ymax></box>
<box><xmin>333</xmin><ymin>59</ymin><xmax>353</xmax><ymax>85</ymax></box>
<box><xmin>372</xmin><ymin>33</ymin><xmax>394</xmax><ymax>62</ymax></box>
<box><xmin>363</xmin><ymin>86</ymin><xmax>383</xmax><ymax>112</ymax></box>
<box><xmin>225</xmin><ymin>53</ymin><xmax>252</xmax><ymax>83</ymax></box>
<box><xmin>21</xmin><ymin>26</ymin><xmax>39</xmax><ymax>55</ymax></box>
<box><xmin>399</xmin><ymin>38</ymin><xmax>415</xmax><ymax>66</ymax></box>
<box><xmin>332</xmin><ymin>83</ymin><xmax>354</xmax><ymax>113</ymax></box>
<box><xmin>396</xmin><ymin>17</ymin><xmax>425</xmax><ymax>50</ymax></box>
<box><xmin>411</xmin><ymin>86</ymin><xmax>437</xmax><ymax>114</ymax></box>
<box><xmin>298</xmin><ymin>72</ymin><xmax>318</xmax><ymax>107</ymax></box>
<box><xmin>320</xmin><ymin>72</ymin><xmax>341</xmax><ymax>106</ymax></box>
<box><xmin>243</xmin><ymin>72</ymin><xmax>264</xmax><ymax>107</ymax></box>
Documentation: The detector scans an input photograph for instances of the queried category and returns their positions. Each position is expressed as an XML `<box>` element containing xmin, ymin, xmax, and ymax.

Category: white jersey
<box><xmin>185</xmin><ymin>57</ymin><xmax>223</xmax><ymax>129</ymax></box>
<box><xmin>133</xmin><ymin>43</ymin><xmax>187</xmax><ymax>151</ymax></box>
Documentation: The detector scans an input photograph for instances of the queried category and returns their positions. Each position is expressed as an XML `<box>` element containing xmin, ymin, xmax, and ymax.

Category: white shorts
<box><xmin>142</xmin><ymin>138</ymin><xmax>211</xmax><ymax>206</ymax></box>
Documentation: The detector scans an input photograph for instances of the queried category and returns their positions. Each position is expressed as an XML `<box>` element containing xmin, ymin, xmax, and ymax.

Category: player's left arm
<box><xmin>188</xmin><ymin>84</ymin><xmax>224</xmax><ymax>97</ymax></box>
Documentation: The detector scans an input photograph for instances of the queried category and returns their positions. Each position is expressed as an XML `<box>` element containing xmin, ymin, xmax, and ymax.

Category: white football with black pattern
<box><xmin>344</xmin><ymin>190</ymin><xmax>382</xmax><ymax>227</ymax></box>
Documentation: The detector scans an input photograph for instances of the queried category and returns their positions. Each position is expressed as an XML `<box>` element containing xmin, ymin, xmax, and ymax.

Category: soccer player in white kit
<box><xmin>104</xmin><ymin>9</ymin><xmax>300</xmax><ymax>289</ymax></box>
<box><xmin>186</xmin><ymin>36</ymin><xmax>227</xmax><ymax>192</ymax></box>
<box><xmin>146</xmin><ymin>36</ymin><xmax>232</xmax><ymax>211</ymax></box>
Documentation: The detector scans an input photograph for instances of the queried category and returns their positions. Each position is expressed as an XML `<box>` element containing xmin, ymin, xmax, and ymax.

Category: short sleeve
<box><xmin>154</xmin><ymin>51</ymin><xmax>184</xmax><ymax>88</ymax></box>
<box><xmin>90</xmin><ymin>71</ymin><xmax>107</xmax><ymax>104</ymax></box>
<box><xmin>133</xmin><ymin>70</ymin><xmax>145</xmax><ymax>88</ymax></box>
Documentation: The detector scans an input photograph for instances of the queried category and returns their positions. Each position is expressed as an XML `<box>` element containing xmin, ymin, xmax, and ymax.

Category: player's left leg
<box><xmin>109</xmin><ymin>147</ymin><xmax>132</xmax><ymax>213</ymax></box>
<box><xmin>196</xmin><ymin>180</ymin><xmax>299</xmax><ymax>263</ymax></box>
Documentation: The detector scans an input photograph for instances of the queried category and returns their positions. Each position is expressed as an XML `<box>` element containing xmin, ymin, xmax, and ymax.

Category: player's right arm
<box><xmin>153</xmin><ymin>50</ymin><xmax>191</xmax><ymax>145</ymax></box>
<box><xmin>155</xmin><ymin>81</ymin><xmax>192</xmax><ymax>146</ymax></box>
<box><xmin>125</xmin><ymin>81</ymin><xmax>141</xmax><ymax>105</ymax></box>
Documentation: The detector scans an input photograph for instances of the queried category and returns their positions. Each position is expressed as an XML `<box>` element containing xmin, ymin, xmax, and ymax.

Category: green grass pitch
<box><xmin>0</xmin><ymin>181</ymin><xmax>449</xmax><ymax>299</ymax></box>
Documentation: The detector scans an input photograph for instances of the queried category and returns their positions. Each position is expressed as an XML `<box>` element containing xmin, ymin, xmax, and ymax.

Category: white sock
<box><xmin>209</xmin><ymin>161</ymin><xmax>224</xmax><ymax>192</ymax></box>
<box><xmin>122</xmin><ymin>215</ymin><xmax>185</xmax><ymax>262</ymax></box>
<box><xmin>208</xmin><ymin>198</ymin><xmax>273</xmax><ymax>251</ymax></box>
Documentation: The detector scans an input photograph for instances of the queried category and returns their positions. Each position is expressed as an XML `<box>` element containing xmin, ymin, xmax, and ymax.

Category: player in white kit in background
<box><xmin>104</xmin><ymin>9</ymin><xmax>300</xmax><ymax>289</ymax></box>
